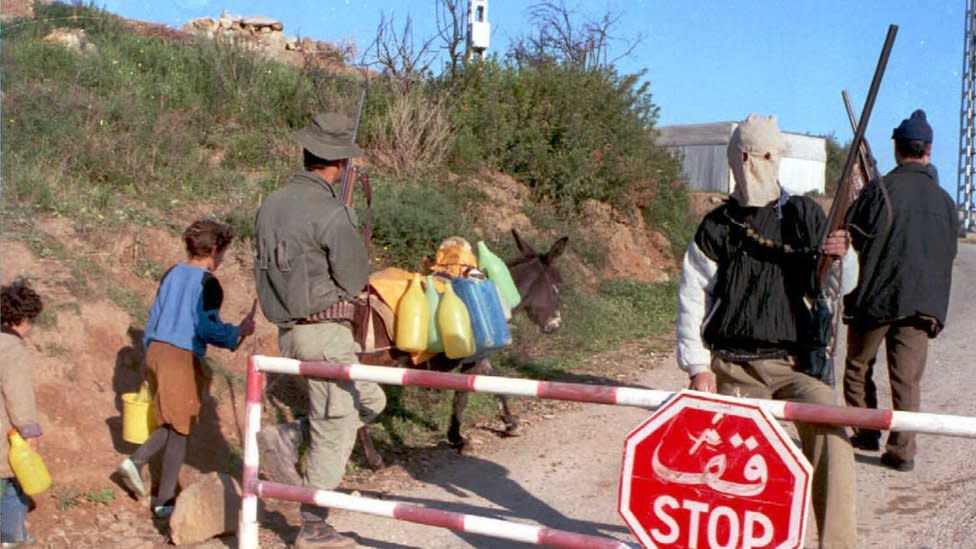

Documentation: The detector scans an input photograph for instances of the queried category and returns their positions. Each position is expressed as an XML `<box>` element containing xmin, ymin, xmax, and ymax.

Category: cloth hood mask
<box><xmin>727</xmin><ymin>114</ymin><xmax>789</xmax><ymax>207</ymax></box>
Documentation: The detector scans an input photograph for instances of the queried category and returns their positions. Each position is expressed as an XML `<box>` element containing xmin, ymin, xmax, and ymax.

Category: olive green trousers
<box><xmin>278</xmin><ymin>321</ymin><xmax>386</xmax><ymax>521</ymax></box>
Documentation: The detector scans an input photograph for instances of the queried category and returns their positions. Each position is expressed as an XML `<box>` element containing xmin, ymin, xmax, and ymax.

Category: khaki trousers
<box><xmin>278</xmin><ymin>322</ymin><xmax>386</xmax><ymax>521</ymax></box>
<box><xmin>713</xmin><ymin>356</ymin><xmax>858</xmax><ymax>549</ymax></box>
<box><xmin>844</xmin><ymin>322</ymin><xmax>929</xmax><ymax>461</ymax></box>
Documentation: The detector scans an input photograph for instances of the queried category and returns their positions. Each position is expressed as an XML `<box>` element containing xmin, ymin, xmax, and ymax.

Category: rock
<box><xmin>177</xmin><ymin>465</ymin><xmax>203</xmax><ymax>491</ymax></box>
<box><xmin>169</xmin><ymin>472</ymin><xmax>241</xmax><ymax>545</ymax></box>
<box><xmin>95</xmin><ymin>514</ymin><xmax>113</xmax><ymax>527</ymax></box>
<box><xmin>42</xmin><ymin>28</ymin><xmax>96</xmax><ymax>53</ymax></box>
<box><xmin>109</xmin><ymin>535</ymin><xmax>161</xmax><ymax>549</ymax></box>
<box><xmin>241</xmin><ymin>15</ymin><xmax>282</xmax><ymax>29</ymax></box>
<box><xmin>0</xmin><ymin>0</ymin><xmax>33</xmax><ymax>21</ymax></box>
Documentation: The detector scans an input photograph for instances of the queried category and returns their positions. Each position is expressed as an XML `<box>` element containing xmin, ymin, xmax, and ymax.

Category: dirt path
<box><xmin>35</xmin><ymin>243</ymin><xmax>973</xmax><ymax>548</ymax></box>
<box><xmin>306</xmin><ymin>243</ymin><xmax>976</xmax><ymax>549</ymax></box>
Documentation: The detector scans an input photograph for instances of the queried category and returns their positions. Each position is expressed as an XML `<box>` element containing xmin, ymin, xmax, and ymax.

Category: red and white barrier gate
<box><xmin>240</xmin><ymin>357</ymin><xmax>638</xmax><ymax>549</ymax></box>
<box><xmin>240</xmin><ymin>356</ymin><xmax>976</xmax><ymax>549</ymax></box>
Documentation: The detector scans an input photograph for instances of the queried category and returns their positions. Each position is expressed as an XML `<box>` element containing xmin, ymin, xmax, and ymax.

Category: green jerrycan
<box><xmin>425</xmin><ymin>275</ymin><xmax>444</xmax><ymax>353</ymax></box>
<box><xmin>477</xmin><ymin>241</ymin><xmax>520</xmax><ymax>311</ymax></box>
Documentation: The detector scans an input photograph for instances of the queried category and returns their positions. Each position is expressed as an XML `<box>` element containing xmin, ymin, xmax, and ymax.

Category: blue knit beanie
<box><xmin>892</xmin><ymin>109</ymin><xmax>933</xmax><ymax>143</ymax></box>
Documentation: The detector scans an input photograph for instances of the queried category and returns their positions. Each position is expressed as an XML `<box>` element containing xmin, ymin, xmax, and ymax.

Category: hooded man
<box><xmin>843</xmin><ymin>109</ymin><xmax>958</xmax><ymax>472</ymax></box>
<box><xmin>254</xmin><ymin>113</ymin><xmax>386</xmax><ymax>549</ymax></box>
<box><xmin>676</xmin><ymin>114</ymin><xmax>859</xmax><ymax>548</ymax></box>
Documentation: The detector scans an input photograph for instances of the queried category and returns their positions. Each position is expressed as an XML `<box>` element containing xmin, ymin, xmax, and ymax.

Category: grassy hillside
<box><xmin>1</xmin><ymin>2</ymin><xmax>693</xmax><ymax>470</ymax></box>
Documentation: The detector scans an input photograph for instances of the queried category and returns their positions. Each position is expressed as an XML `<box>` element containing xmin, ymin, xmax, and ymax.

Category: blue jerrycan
<box><xmin>451</xmin><ymin>278</ymin><xmax>512</xmax><ymax>357</ymax></box>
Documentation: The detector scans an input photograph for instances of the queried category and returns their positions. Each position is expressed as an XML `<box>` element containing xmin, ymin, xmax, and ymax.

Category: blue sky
<box><xmin>99</xmin><ymin>1</ymin><xmax>964</xmax><ymax>199</ymax></box>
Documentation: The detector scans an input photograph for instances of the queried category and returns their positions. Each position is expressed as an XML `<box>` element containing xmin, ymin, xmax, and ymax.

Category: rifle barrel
<box><xmin>817</xmin><ymin>24</ymin><xmax>898</xmax><ymax>288</ymax></box>
<box><xmin>338</xmin><ymin>89</ymin><xmax>367</xmax><ymax>205</ymax></box>
<box><xmin>842</xmin><ymin>90</ymin><xmax>878</xmax><ymax>181</ymax></box>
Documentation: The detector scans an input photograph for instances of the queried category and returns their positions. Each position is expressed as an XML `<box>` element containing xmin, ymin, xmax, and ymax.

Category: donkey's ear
<box><xmin>545</xmin><ymin>236</ymin><xmax>568</xmax><ymax>262</ymax></box>
<box><xmin>512</xmin><ymin>229</ymin><xmax>536</xmax><ymax>255</ymax></box>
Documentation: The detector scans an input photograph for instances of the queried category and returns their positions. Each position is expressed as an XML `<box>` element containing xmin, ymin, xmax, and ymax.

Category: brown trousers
<box><xmin>844</xmin><ymin>321</ymin><xmax>929</xmax><ymax>461</ymax></box>
<box><xmin>713</xmin><ymin>356</ymin><xmax>858</xmax><ymax>549</ymax></box>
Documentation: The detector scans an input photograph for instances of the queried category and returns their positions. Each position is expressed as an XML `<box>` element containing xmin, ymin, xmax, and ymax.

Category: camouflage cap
<box><xmin>294</xmin><ymin>113</ymin><xmax>361</xmax><ymax>161</ymax></box>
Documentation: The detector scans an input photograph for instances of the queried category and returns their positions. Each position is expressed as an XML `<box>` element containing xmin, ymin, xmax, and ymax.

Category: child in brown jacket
<box><xmin>1</xmin><ymin>280</ymin><xmax>45</xmax><ymax>546</ymax></box>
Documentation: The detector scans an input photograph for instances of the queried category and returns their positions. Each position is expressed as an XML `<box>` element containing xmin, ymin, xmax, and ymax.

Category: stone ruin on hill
<box><xmin>182</xmin><ymin>11</ymin><xmax>354</xmax><ymax>68</ymax></box>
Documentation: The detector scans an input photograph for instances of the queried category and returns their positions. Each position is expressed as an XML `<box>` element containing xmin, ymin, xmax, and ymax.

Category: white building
<box><xmin>656</xmin><ymin>121</ymin><xmax>827</xmax><ymax>196</ymax></box>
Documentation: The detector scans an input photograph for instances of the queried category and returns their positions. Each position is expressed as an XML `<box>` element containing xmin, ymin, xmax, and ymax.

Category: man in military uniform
<box><xmin>255</xmin><ymin>113</ymin><xmax>386</xmax><ymax>549</ymax></box>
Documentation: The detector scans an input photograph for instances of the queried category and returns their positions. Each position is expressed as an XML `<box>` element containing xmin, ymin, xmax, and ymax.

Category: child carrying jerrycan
<box><xmin>1</xmin><ymin>280</ymin><xmax>49</xmax><ymax>546</ymax></box>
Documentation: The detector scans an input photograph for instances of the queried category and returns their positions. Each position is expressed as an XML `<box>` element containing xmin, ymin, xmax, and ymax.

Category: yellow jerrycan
<box><xmin>396</xmin><ymin>274</ymin><xmax>429</xmax><ymax>353</ymax></box>
<box><xmin>438</xmin><ymin>283</ymin><xmax>476</xmax><ymax>359</ymax></box>
<box><xmin>8</xmin><ymin>430</ymin><xmax>51</xmax><ymax>495</ymax></box>
<box><xmin>122</xmin><ymin>383</ymin><xmax>157</xmax><ymax>444</ymax></box>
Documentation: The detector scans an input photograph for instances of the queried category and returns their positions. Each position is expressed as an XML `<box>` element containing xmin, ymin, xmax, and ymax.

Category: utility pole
<box><xmin>466</xmin><ymin>0</ymin><xmax>490</xmax><ymax>60</ymax></box>
<box><xmin>959</xmin><ymin>0</ymin><xmax>976</xmax><ymax>234</ymax></box>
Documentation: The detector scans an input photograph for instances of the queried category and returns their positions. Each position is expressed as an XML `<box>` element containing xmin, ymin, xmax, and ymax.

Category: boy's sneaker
<box><xmin>151</xmin><ymin>496</ymin><xmax>176</xmax><ymax>519</ymax></box>
<box><xmin>117</xmin><ymin>458</ymin><xmax>146</xmax><ymax>497</ymax></box>
<box><xmin>152</xmin><ymin>504</ymin><xmax>175</xmax><ymax>519</ymax></box>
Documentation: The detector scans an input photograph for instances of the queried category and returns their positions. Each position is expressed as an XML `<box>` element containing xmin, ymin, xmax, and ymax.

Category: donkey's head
<box><xmin>507</xmin><ymin>230</ymin><xmax>568</xmax><ymax>333</ymax></box>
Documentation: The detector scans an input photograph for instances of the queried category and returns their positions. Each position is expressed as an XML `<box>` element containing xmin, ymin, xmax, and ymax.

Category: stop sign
<box><xmin>619</xmin><ymin>391</ymin><xmax>812</xmax><ymax>549</ymax></box>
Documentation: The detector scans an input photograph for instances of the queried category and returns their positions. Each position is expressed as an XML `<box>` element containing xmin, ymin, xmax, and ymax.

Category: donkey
<box><xmin>355</xmin><ymin>229</ymin><xmax>568</xmax><ymax>468</ymax></box>
<box><xmin>257</xmin><ymin>230</ymin><xmax>567</xmax><ymax>479</ymax></box>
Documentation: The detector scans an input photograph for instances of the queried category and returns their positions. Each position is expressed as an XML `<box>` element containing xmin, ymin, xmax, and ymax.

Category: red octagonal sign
<box><xmin>619</xmin><ymin>391</ymin><xmax>812</xmax><ymax>549</ymax></box>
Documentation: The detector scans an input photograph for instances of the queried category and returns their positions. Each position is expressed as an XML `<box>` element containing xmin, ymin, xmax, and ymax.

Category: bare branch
<box><xmin>435</xmin><ymin>0</ymin><xmax>466</xmax><ymax>79</ymax></box>
<box><xmin>511</xmin><ymin>0</ymin><xmax>642</xmax><ymax>70</ymax></box>
<box><xmin>363</xmin><ymin>11</ymin><xmax>440</xmax><ymax>92</ymax></box>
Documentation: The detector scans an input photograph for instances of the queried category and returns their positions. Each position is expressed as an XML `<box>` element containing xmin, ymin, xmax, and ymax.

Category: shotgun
<box><xmin>842</xmin><ymin>89</ymin><xmax>894</xmax><ymax>239</ymax></box>
<box><xmin>842</xmin><ymin>89</ymin><xmax>882</xmax><ymax>188</ymax></box>
<box><xmin>338</xmin><ymin>89</ymin><xmax>367</xmax><ymax>207</ymax></box>
<box><xmin>798</xmin><ymin>24</ymin><xmax>897</xmax><ymax>386</ymax></box>
<box><xmin>816</xmin><ymin>24</ymin><xmax>898</xmax><ymax>289</ymax></box>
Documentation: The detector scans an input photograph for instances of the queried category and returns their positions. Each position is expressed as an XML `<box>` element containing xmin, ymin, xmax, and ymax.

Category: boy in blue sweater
<box><xmin>117</xmin><ymin>219</ymin><xmax>255</xmax><ymax>518</ymax></box>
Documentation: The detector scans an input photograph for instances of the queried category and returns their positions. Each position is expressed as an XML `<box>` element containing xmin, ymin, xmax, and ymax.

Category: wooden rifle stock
<box><xmin>816</xmin><ymin>24</ymin><xmax>898</xmax><ymax>289</ymax></box>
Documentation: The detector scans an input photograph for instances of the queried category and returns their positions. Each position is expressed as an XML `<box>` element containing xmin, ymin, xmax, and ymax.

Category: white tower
<box><xmin>959</xmin><ymin>0</ymin><xmax>976</xmax><ymax>234</ymax></box>
<box><xmin>466</xmin><ymin>0</ymin><xmax>490</xmax><ymax>60</ymax></box>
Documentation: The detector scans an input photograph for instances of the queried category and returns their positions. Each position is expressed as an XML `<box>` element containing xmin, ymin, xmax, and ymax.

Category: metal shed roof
<box><xmin>656</xmin><ymin>122</ymin><xmax>826</xmax><ymax>162</ymax></box>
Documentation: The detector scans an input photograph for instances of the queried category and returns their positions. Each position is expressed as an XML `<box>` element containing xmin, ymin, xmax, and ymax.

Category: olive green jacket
<box><xmin>1</xmin><ymin>331</ymin><xmax>42</xmax><ymax>479</ymax></box>
<box><xmin>254</xmin><ymin>171</ymin><xmax>369</xmax><ymax>328</ymax></box>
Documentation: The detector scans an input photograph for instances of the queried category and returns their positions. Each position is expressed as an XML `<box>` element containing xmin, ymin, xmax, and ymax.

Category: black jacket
<box><xmin>697</xmin><ymin>196</ymin><xmax>823</xmax><ymax>356</ymax></box>
<box><xmin>843</xmin><ymin>162</ymin><xmax>958</xmax><ymax>333</ymax></box>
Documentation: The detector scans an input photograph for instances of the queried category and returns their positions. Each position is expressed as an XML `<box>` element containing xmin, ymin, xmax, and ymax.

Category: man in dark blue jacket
<box><xmin>843</xmin><ymin>109</ymin><xmax>959</xmax><ymax>472</ymax></box>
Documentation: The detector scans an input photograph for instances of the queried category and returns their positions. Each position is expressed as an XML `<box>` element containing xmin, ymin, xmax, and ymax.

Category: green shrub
<box><xmin>366</xmin><ymin>176</ymin><xmax>473</xmax><ymax>271</ymax></box>
<box><xmin>84</xmin><ymin>487</ymin><xmax>116</xmax><ymax>505</ymax></box>
<box><xmin>641</xmin><ymin>177</ymin><xmax>697</xmax><ymax>257</ymax></box>
<box><xmin>446</xmin><ymin>60</ymin><xmax>684</xmax><ymax>212</ymax></box>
